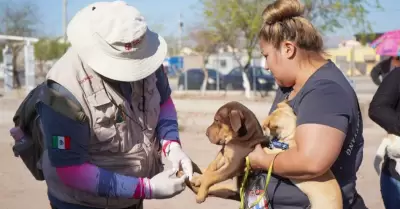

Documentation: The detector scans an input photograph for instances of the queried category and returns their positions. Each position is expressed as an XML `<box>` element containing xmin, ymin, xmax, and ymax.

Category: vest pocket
<box><xmin>92</xmin><ymin>123</ymin><xmax>120</xmax><ymax>152</ymax></box>
<box><xmin>88</xmin><ymin>90</ymin><xmax>124</xmax><ymax>152</ymax></box>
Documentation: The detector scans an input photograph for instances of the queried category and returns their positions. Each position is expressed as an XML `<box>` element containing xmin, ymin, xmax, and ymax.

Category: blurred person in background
<box><xmin>369</xmin><ymin>67</ymin><xmax>400</xmax><ymax>209</ymax></box>
<box><xmin>370</xmin><ymin>56</ymin><xmax>400</xmax><ymax>86</ymax></box>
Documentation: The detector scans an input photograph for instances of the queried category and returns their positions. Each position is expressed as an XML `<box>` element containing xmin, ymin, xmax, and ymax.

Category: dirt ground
<box><xmin>0</xmin><ymin>95</ymin><xmax>386</xmax><ymax>209</ymax></box>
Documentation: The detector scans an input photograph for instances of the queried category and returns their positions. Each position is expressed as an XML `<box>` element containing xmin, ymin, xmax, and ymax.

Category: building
<box><xmin>205</xmin><ymin>51</ymin><xmax>263</xmax><ymax>74</ymax></box>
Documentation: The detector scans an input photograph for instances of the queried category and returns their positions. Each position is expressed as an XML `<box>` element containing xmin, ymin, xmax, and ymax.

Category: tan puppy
<box><xmin>262</xmin><ymin>101</ymin><xmax>343</xmax><ymax>209</ymax></box>
<box><xmin>374</xmin><ymin>134</ymin><xmax>400</xmax><ymax>175</ymax></box>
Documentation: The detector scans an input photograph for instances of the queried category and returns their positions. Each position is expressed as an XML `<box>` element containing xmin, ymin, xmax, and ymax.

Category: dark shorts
<box><xmin>50</xmin><ymin>202</ymin><xmax>142</xmax><ymax>209</ymax></box>
<box><xmin>51</xmin><ymin>205</ymin><xmax>142</xmax><ymax>209</ymax></box>
<box><xmin>49</xmin><ymin>192</ymin><xmax>143</xmax><ymax>209</ymax></box>
<box><xmin>349</xmin><ymin>192</ymin><xmax>368</xmax><ymax>209</ymax></box>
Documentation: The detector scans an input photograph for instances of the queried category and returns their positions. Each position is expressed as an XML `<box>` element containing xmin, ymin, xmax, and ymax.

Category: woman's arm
<box><xmin>250</xmin><ymin>80</ymin><xmax>350</xmax><ymax>180</ymax></box>
<box><xmin>260</xmin><ymin>124</ymin><xmax>345</xmax><ymax>180</ymax></box>
<box><xmin>369</xmin><ymin>68</ymin><xmax>400</xmax><ymax>135</ymax></box>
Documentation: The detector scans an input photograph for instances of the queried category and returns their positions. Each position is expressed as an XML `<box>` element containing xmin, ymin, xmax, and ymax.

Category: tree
<box><xmin>202</xmin><ymin>0</ymin><xmax>267</xmax><ymax>98</ymax></box>
<box><xmin>34</xmin><ymin>38</ymin><xmax>70</xmax><ymax>74</ymax></box>
<box><xmin>202</xmin><ymin>0</ymin><xmax>380</xmax><ymax>98</ymax></box>
<box><xmin>0</xmin><ymin>1</ymin><xmax>40</xmax><ymax>88</ymax></box>
<box><xmin>302</xmin><ymin>0</ymin><xmax>381</xmax><ymax>36</ymax></box>
<box><xmin>189</xmin><ymin>26</ymin><xmax>219</xmax><ymax>95</ymax></box>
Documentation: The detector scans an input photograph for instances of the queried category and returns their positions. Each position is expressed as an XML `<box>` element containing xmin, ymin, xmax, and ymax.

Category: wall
<box><xmin>183</xmin><ymin>55</ymin><xmax>203</xmax><ymax>71</ymax></box>
<box><xmin>206</xmin><ymin>52</ymin><xmax>264</xmax><ymax>74</ymax></box>
<box><xmin>325</xmin><ymin>46</ymin><xmax>380</xmax><ymax>75</ymax></box>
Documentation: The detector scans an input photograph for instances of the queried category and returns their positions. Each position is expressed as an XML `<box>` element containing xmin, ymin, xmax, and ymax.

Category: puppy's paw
<box><xmin>188</xmin><ymin>182</ymin><xmax>200</xmax><ymax>194</ymax></box>
<box><xmin>192</xmin><ymin>176</ymin><xmax>203</xmax><ymax>187</ymax></box>
<box><xmin>196</xmin><ymin>195</ymin><xmax>206</xmax><ymax>204</ymax></box>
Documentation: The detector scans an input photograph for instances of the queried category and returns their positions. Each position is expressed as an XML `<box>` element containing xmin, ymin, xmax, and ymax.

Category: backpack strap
<box><xmin>45</xmin><ymin>80</ymin><xmax>87</xmax><ymax>123</ymax></box>
<box><xmin>47</xmin><ymin>80</ymin><xmax>81</xmax><ymax>109</ymax></box>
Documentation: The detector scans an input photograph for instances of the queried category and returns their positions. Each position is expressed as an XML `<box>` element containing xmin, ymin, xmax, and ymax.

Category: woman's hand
<box><xmin>10</xmin><ymin>127</ymin><xmax>24</xmax><ymax>141</ymax></box>
<box><xmin>267</xmin><ymin>123</ymin><xmax>345</xmax><ymax>180</ymax></box>
<box><xmin>248</xmin><ymin>144</ymin><xmax>274</xmax><ymax>170</ymax></box>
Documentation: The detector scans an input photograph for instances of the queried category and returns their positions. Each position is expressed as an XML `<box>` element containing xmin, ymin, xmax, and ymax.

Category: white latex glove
<box><xmin>148</xmin><ymin>168</ymin><xmax>187</xmax><ymax>199</ymax></box>
<box><xmin>163</xmin><ymin>141</ymin><xmax>193</xmax><ymax>180</ymax></box>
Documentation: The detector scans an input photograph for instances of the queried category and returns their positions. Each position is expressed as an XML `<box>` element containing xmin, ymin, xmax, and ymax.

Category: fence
<box><xmin>169</xmin><ymin>68</ymin><xmax>277</xmax><ymax>98</ymax></box>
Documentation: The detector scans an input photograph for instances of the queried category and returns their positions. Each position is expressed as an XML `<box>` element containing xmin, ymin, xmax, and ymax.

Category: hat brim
<box><xmin>67</xmin><ymin>9</ymin><xmax>167</xmax><ymax>82</ymax></box>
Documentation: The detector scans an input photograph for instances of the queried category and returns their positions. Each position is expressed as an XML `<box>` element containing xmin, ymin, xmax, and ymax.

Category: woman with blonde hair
<box><xmin>248</xmin><ymin>0</ymin><xmax>367</xmax><ymax>208</ymax></box>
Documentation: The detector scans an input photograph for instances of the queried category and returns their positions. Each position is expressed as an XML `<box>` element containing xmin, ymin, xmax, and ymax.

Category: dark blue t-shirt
<box><xmin>253</xmin><ymin>61</ymin><xmax>364</xmax><ymax>209</ymax></box>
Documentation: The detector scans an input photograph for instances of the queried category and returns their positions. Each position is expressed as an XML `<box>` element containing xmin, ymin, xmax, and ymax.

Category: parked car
<box><xmin>223</xmin><ymin>66</ymin><xmax>276</xmax><ymax>91</ymax></box>
<box><xmin>177</xmin><ymin>68</ymin><xmax>224</xmax><ymax>90</ymax></box>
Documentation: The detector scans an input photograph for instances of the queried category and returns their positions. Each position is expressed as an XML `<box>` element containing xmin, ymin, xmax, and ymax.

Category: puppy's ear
<box><xmin>229</xmin><ymin>109</ymin><xmax>243</xmax><ymax>133</ymax></box>
<box><xmin>262</xmin><ymin>116</ymin><xmax>271</xmax><ymax>134</ymax></box>
<box><xmin>277</xmin><ymin>101</ymin><xmax>290</xmax><ymax>109</ymax></box>
<box><xmin>262</xmin><ymin>116</ymin><xmax>270</xmax><ymax>130</ymax></box>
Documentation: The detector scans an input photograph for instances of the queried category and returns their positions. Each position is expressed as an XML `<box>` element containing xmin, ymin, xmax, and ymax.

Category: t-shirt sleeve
<box><xmin>296</xmin><ymin>80</ymin><xmax>351</xmax><ymax>133</ymax></box>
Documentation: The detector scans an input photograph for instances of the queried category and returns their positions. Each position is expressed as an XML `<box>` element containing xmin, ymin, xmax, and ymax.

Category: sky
<box><xmin>1</xmin><ymin>0</ymin><xmax>399</xmax><ymax>39</ymax></box>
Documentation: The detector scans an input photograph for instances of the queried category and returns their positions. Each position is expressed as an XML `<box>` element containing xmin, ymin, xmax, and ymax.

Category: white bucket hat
<box><xmin>67</xmin><ymin>0</ymin><xmax>167</xmax><ymax>82</ymax></box>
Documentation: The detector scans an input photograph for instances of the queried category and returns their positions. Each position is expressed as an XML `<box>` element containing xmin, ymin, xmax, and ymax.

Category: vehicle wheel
<box><xmin>178</xmin><ymin>84</ymin><xmax>185</xmax><ymax>91</ymax></box>
<box><xmin>225</xmin><ymin>83</ymin><xmax>233</xmax><ymax>91</ymax></box>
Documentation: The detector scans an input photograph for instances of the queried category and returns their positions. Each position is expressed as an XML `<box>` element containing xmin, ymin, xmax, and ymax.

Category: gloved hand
<box><xmin>146</xmin><ymin>168</ymin><xmax>187</xmax><ymax>199</ymax></box>
<box><xmin>163</xmin><ymin>141</ymin><xmax>193</xmax><ymax>180</ymax></box>
<box><xmin>10</xmin><ymin>127</ymin><xmax>24</xmax><ymax>141</ymax></box>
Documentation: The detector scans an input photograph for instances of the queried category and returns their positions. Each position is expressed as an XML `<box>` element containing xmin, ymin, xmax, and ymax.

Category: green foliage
<box><xmin>34</xmin><ymin>39</ymin><xmax>70</xmax><ymax>61</ymax></box>
<box><xmin>202</xmin><ymin>0</ymin><xmax>268</xmax><ymax>52</ymax></box>
<box><xmin>201</xmin><ymin>0</ymin><xmax>381</xmax><ymax>59</ymax></box>
<box><xmin>302</xmin><ymin>0</ymin><xmax>381</xmax><ymax>34</ymax></box>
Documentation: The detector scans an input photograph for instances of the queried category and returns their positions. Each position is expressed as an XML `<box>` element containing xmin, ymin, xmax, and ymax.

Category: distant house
<box><xmin>205</xmin><ymin>51</ymin><xmax>264</xmax><ymax>74</ymax></box>
<box><xmin>205</xmin><ymin>53</ymin><xmax>239</xmax><ymax>74</ymax></box>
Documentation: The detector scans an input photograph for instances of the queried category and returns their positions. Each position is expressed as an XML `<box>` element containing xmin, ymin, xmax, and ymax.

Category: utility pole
<box><xmin>63</xmin><ymin>0</ymin><xmax>68</xmax><ymax>43</ymax></box>
<box><xmin>178</xmin><ymin>13</ymin><xmax>183</xmax><ymax>55</ymax></box>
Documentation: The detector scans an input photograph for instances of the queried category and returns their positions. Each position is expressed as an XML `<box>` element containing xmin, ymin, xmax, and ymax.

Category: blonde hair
<box><xmin>259</xmin><ymin>0</ymin><xmax>323</xmax><ymax>53</ymax></box>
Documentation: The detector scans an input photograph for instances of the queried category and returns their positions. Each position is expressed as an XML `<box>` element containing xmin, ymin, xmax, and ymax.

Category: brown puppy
<box><xmin>262</xmin><ymin>101</ymin><xmax>343</xmax><ymax>209</ymax></box>
<box><xmin>188</xmin><ymin>101</ymin><xmax>269</xmax><ymax>203</ymax></box>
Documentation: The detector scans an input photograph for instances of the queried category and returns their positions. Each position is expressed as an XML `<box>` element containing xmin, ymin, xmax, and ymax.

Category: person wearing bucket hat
<box><xmin>17</xmin><ymin>1</ymin><xmax>193</xmax><ymax>209</ymax></box>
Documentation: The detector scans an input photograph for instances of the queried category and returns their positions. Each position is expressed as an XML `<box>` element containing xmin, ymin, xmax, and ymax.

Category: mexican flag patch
<box><xmin>52</xmin><ymin>136</ymin><xmax>71</xmax><ymax>150</ymax></box>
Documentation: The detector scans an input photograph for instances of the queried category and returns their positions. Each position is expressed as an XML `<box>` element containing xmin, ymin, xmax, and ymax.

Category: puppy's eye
<box><xmin>270</xmin><ymin>125</ymin><xmax>278</xmax><ymax>130</ymax></box>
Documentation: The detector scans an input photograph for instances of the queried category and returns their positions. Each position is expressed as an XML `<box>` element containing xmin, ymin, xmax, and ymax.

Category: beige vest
<box><xmin>41</xmin><ymin>48</ymin><xmax>163</xmax><ymax>208</ymax></box>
